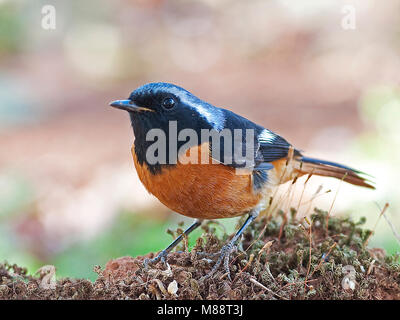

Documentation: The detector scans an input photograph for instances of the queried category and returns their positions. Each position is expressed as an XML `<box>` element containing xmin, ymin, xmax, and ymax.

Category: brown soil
<box><xmin>1</xmin><ymin>209</ymin><xmax>399</xmax><ymax>300</ymax></box>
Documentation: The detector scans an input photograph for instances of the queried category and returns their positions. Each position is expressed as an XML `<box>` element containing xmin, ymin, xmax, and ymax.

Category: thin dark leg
<box><xmin>144</xmin><ymin>219</ymin><xmax>203</xmax><ymax>267</ymax></box>
<box><xmin>201</xmin><ymin>205</ymin><xmax>262</xmax><ymax>281</ymax></box>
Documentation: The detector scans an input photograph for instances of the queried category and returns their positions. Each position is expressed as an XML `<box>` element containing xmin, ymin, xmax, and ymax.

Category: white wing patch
<box><xmin>258</xmin><ymin>129</ymin><xmax>276</xmax><ymax>143</ymax></box>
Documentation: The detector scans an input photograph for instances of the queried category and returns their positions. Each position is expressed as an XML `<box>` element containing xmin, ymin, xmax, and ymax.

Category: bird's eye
<box><xmin>161</xmin><ymin>97</ymin><xmax>176</xmax><ymax>109</ymax></box>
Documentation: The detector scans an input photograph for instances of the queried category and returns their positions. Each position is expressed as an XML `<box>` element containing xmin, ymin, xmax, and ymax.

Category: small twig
<box><xmin>288</xmin><ymin>175</ymin><xmax>299</xmax><ymax>217</ymax></box>
<box><xmin>367</xmin><ymin>259</ymin><xmax>376</xmax><ymax>275</ymax></box>
<box><xmin>152</xmin><ymin>279</ymin><xmax>167</xmax><ymax>295</ymax></box>
<box><xmin>278</xmin><ymin>278</ymin><xmax>318</xmax><ymax>292</ymax></box>
<box><xmin>296</xmin><ymin>171</ymin><xmax>314</xmax><ymax>216</ymax></box>
<box><xmin>364</xmin><ymin>203</ymin><xmax>389</xmax><ymax>247</ymax></box>
<box><xmin>381</xmin><ymin>206</ymin><xmax>400</xmax><ymax>245</ymax></box>
<box><xmin>239</xmin><ymin>253</ymin><xmax>254</xmax><ymax>274</ymax></box>
<box><xmin>326</xmin><ymin>173</ymin><xmax>347</xmax><ymax>234</ymax></box>
<box><xmin>266</xmin><ymin>147</ymin><xmax>294</xmax><ymax>218</ymax></box>
<box><xmin>310</xmin><ymin>242</ymin><xmax>337</xmax><ymax>278</ymax></box>
<box><xmin>219</xmin><ymin>272</ymin><xmax>229</xmax><ymax>281</ymax></box>
<box><xmin>250</xmin><ymin>278</ymin><xmax>288</xmax><ymax>300</ymax></box>
<box><xmin>304</xmin><ymin>217</ymin><xmax>313</xmax><ymax>289</ymax></box>
<box><xmin>299</xmin><ymin>189</ymin><xmax>331</xmax><ymax>206</ymax></box>
<box><xmin>304</xmin><ymin>184</ymin><xmax>323</xmax><ymax>217</ymax></box>
<box><xmin>257</xmin><ymin>240</ymin><xmax>274</xmax><ymax>265</ymax></box>
<box><xmin>278</xmin><ymin>214</ymin><xmax>287</xmax><ymax>241</ymax></box>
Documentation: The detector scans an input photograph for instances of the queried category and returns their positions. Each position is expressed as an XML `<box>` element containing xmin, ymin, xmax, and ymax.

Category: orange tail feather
<box><xmin>294</xmin><ymin>157</ymin><xmax>375</xmax><ymax>189</ymax></box>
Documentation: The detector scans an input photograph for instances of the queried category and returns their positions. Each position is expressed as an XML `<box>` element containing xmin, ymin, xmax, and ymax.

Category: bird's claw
<box><xmin>200</xmin><ymin>243</ymin><xmax>236</xmax><ymax>281</ymax></box>
<box><xmin>143</xmin><ymin>250</ymin><xmax>168</xmax><ymax>269</ymax></box>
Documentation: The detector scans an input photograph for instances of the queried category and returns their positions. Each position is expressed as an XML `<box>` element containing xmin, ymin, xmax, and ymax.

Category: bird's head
<box><xmin>110</xmin><ymin>82</ymin><xmax>225</xmax><ymax>137</ymax></box>
<box><xmin>110</xmin><ymin>82</ymin><xmax>226</xmax><ymax>171</ymax></box>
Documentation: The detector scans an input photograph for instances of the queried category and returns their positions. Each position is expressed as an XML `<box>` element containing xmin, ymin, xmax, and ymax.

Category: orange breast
<box><xmin>131</xmin><ymin>144</ymin><xmax>263</xmax><ymax>219</ymax></box>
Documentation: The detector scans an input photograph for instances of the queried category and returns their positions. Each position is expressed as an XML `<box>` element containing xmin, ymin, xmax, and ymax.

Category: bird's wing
<box><xmin>207</xmin><ymin>109</ymin><xmax>301</xmax><ymax>190</ymax></box>
<box><xmin>255</xmin><ymin>128</ymin><xmax>296</xmax><ymax>166</ymax></box>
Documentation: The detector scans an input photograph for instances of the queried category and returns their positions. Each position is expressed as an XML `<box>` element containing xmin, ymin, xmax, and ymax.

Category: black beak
<box><xmin>109</xmin><ymin>100</ymin><xmax>145</xmax><ymax>112</ymax></box>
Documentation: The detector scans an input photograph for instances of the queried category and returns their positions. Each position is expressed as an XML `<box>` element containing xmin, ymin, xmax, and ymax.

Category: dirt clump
<box><xmin>1</xmin><ymin>208</ymin><xmax>399</xmax><ymax>300</ymax></box>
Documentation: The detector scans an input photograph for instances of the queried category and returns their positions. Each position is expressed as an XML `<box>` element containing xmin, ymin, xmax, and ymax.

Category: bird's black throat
<box><xmin>129</xmin><ymin>111</ymin><xmax>213</xmax><ymax>175</ymax></box>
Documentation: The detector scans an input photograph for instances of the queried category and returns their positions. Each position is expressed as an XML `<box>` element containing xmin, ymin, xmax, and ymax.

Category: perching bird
<box><xmin>110</xmin><ymin>82</ymin><xmax>374</xmax><ymax>280</ymax></box>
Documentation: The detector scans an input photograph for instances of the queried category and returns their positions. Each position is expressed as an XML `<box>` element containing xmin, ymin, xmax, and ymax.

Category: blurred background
<box><xmin>0</xmin><ymin>0</ymin><xmax>399</xmax><ymax>280</ymax></box>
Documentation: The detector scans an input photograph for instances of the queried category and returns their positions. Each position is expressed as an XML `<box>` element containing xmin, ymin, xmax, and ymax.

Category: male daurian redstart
<box><xmin>110</xmin><ymin>82</ymin><xmax>374</xmax><ymax>280</ymax></box>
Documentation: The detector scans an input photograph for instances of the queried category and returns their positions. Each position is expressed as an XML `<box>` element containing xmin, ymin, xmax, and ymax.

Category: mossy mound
<box><xmin>1</xmin><ymin>208</ymin><xmax>399</xmax><ymax>300</ymax></box>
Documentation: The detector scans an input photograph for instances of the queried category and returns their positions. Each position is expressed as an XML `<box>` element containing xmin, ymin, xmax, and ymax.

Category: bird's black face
<box><xmin>110</xmin><ymin>82</ymin><xmax>225</xmax><ymax>173</ymax></box>
<box><xmin>128</xmin><ymin>84</ymin><xmax>191</xmax><ymax>133</ymax></box>
<box><xmin>114</xmin><ymin>82</ymin><xmax>215</xmax><ymax>139</ymax></box>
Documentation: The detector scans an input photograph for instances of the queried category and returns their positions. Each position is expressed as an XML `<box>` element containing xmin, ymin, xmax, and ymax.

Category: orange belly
<box><xmin>131</xmin><ymin>144</ymin><xmax>263</xmax><ymax>219</ymax></box>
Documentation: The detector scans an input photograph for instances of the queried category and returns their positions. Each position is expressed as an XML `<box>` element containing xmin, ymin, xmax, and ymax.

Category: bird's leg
<box><xmin>143</xmin><ymin>219</ymin><xmax>203</xmax><ymax>268</ymax></box>
<box><xmin>200</xmin><ymin>205</ymin><xmax>262</xmax><ymax>281</ymax></box>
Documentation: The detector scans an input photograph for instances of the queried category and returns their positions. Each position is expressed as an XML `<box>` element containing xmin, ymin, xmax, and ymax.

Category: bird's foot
<box><xmin>143</xmin><ymin>250</ymin><xmax>169</xmax><ymax>269</ymax></box>
<box><xmin>200</xmin><ymin>242</ymin><xmax>237</xmax><ymax>281</ymax></box>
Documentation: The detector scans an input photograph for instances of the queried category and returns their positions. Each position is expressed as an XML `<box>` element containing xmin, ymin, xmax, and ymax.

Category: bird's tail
<box><xmin>294</xmin><ymin>156</ymin><xmax>375</xmax><ymax>189</ymax></box>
